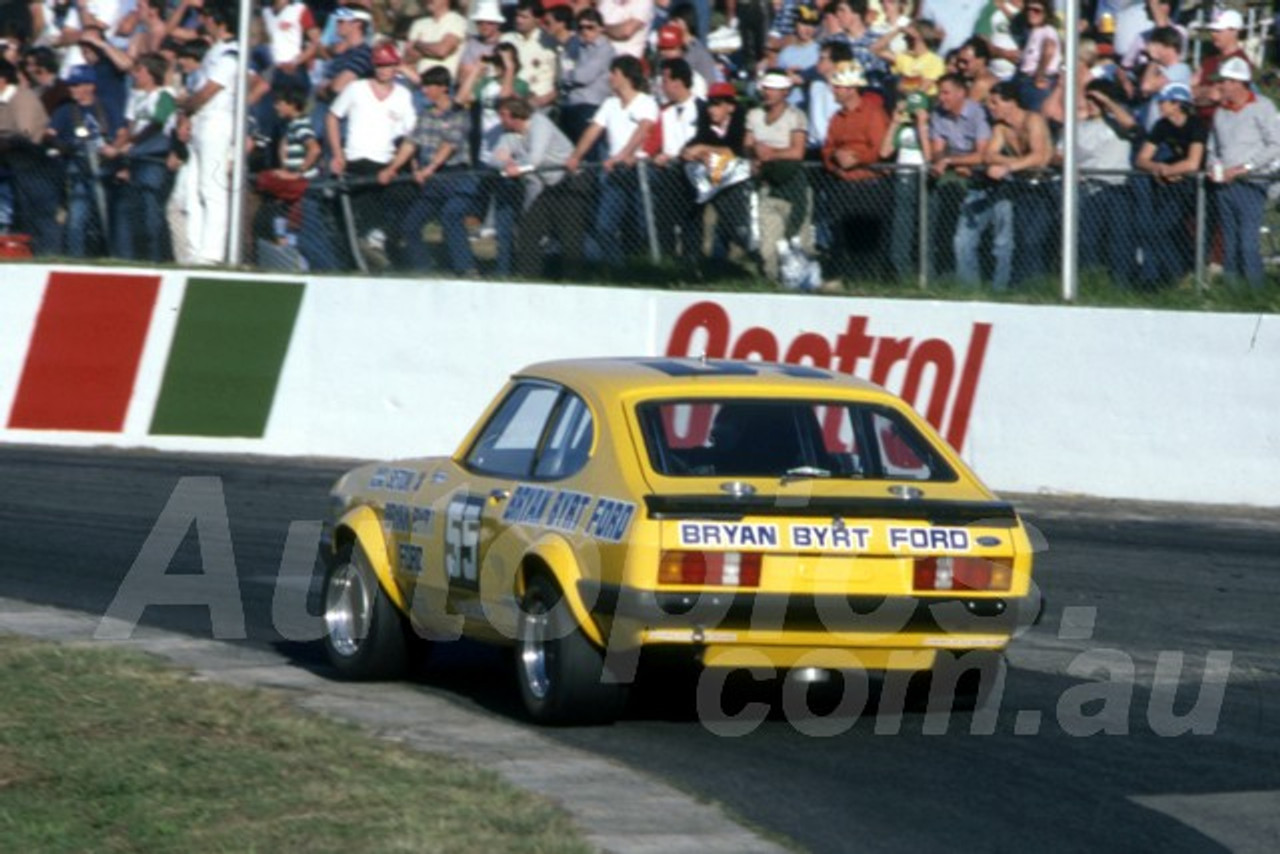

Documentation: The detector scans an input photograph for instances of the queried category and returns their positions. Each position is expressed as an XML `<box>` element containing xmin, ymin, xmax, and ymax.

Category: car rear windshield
<box><xmin>636</xmin><ymin>399</ymin><xmax>958</xmax><ymax>482</ymax></box>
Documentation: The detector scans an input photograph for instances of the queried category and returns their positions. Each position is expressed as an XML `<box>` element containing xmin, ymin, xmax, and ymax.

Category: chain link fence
<box><xmin>3</xmin><ymin>145</ymin><xmax>1277</xmax><ymax>292</ymax></box>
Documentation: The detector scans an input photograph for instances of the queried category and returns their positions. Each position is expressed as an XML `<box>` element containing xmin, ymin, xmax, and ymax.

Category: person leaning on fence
<box><xmin>1076</xmin><ymin>77</ymin><xmax>1139</xmax><ymax>287</ymax></box>
<box><xmin>117</xmin><ymin>51</ymin><xmax>178</xmax><ymax>262</ymax></box>
<box><xmin>47</xmin><ymin>64</ymin><xmax>126</xmax><ymax>259</ymax></box>
<box><xmin>490</xmin><ymin>94</ymin><xmax>584</xmax><ymax>278</ymax></box>
<box><xmin>566</xmin><ymin>54</ymin><xmax>657</xmax><ymax>271</ymax></box>
<box><xmin>253</xmin><ymin>83</ymin><xmax>319</xmax><ymax>249</ymax></box>
<box><xmin>682</xmin><ymin>81</ymin><xmax>759</xmax><ymax>274</ymax></box>
<box><xmin>1207</xmin><ymin>56</ymin><xmax>1280</xmax><ymax>291</ymax></box>
<box><xmin>384</xmin><ymin>65</ymin><xmax>479</xmax><ymax>276</ymax></box>
<box><xmin>747</xmin><ymin>68</ymin><xmax>810</xmax><ymax>283</ymax></box>
<box><xmin>649</xmin><ymin>57</ymin><xmax>703</xmax><ymax>272</ymax></box>
<box><xmin>0</xmin><ymin>57</ymin><xmax>59</xmax><ymax>254</ymax></box>
<box><xmin>928</xmin><ymin>72</ymin><xmax>991</xmax><ymax>282</ymax></box>
<box><xmin>326</xmin><ymin>40</ymin><xmax>416</xmax><ymax>269</ymax></box>
<box><xmin>819</xmin><ymin>61</ymin><xmax>891</xmax><ymax>283</ymax></box>
<box><xmin>974</xmin><ymin>80</ymin><xmax>1054</xmax><ymax>290</ymax></box>
<box><xmin>1133</xmin><ymin>81</ymin><xmax>1204</xmax><ymax>291</ymax></box>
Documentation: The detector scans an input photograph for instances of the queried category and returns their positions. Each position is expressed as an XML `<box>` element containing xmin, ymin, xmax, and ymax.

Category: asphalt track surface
<box><xmin>2</xmin><ymin>445</ymin><xmax>1278</xmax><ymax>853</ymax></box>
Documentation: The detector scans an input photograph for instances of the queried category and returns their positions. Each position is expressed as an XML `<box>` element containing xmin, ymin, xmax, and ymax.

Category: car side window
<box><xmin>534</xmin><ymin>394</ymin><xmax>594</xmax><ymax>479</ymax></box>
<box><xmin>466</xmin><ymin>383</ymin><xmax>560</xmax><ymax>478</ymax></box>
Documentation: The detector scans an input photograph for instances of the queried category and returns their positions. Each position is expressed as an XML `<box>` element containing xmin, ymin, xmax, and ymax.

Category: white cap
<box><xmin>759</xmin><ymin>70</ymin><xmax>793</xmax><ymax>90</ymax></box>
<box><xmin>1218</xmin><ymin>55</ymin><xmax>1252</xmax><ymax>82</ymax></box>
<box><xmin>471</xmin><ymin>1</ymin><xmax>505</xmax><ymax>23</ymax></box>
<box><xmin>1209</xmin><ymin>9</ymin><xmax>1244</xmax><ymax>31</ymax></box>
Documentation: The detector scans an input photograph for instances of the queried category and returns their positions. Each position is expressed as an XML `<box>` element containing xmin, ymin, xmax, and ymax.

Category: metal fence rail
<box><xmin>2</xmin><ymin>148</ymin><xmax>1275</xmax><ymax>293</ymax></box>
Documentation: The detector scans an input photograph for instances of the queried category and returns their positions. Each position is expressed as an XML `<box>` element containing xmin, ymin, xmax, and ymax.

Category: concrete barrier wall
<box><xmin>1</xmin><ymin>264</ymin><xmax>1276</xmax><ymax>506</ymax></box>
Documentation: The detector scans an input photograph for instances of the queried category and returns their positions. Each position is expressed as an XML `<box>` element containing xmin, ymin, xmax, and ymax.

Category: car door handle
<box><xmin>489</xmin><ymin>488</ymin><xmax>511</xmax><ymax>502</ymax></box>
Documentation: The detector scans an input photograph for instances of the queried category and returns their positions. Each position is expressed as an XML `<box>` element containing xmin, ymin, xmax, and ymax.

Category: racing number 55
<box><xmin>445</xmin><ymin>494</ymin><xmax>485</xmax><ymax>589</ymax></box>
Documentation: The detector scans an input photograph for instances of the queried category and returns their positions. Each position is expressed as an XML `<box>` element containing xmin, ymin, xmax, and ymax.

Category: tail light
<box><xmin>659</xmin><ymin>551</ymin><xmax>762</xmax><ymax>587</ymax></box>
<box><xmin>914</xmin><ymin>556</ymin><xmax>1011</xmax><ymax>591</ymax></box>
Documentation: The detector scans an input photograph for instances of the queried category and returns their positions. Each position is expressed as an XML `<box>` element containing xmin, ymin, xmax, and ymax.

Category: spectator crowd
<box><xmin>0</xmin><ymin>0</ymin><xmax>1278</xmax><ymax>290</ymax></box>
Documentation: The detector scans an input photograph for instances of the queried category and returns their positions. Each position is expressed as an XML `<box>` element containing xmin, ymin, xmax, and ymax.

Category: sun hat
<box><xmin>1217</xmin><ymin>56</ymin><xmax>1252</xmax><ymax>82</ymax></box>
<box><xmin>759</xmin><ymin>69</ymin><xmax>792</xmax><ymax>90</ymax></box>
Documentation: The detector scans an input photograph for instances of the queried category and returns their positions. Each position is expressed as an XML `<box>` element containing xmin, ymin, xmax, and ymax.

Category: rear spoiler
<box><xmin>643</xmin><ymin>495</ymin><xmax>1019</xmax><ymax>526</ymax></box>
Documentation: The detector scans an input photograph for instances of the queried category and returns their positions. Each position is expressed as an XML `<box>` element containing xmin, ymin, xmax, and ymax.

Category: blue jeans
<box><xmin>64</xmin><ymin>168</ymin><xmax>107</xmax><ymax>258</ymax></box>
<box><xmin>1079</xmin><ymin>182</ymin><xmax>1136</xmax><ymax>287</ymax></box>
<box><xmin>1215</xmin><ymin>180</ymin><xmax>1267</xmax><ymax>289</ymax></box>
<box><xmin>401</xmin><ymin>170</ymin><xmax>478</xmax><ymax>274</ymax></box>
<box><xmin>954</xmin><ymin>186</ymin><xmax>1005</xmax><ymax>287</ymax></box>
<box><xmin>116</xmin><ymin>159</ymin><xmax>171</xmax><ymax>261</ymax></box>
<box><xmin>586</xmin><ymin>166</ymin><xmax>642</xmax><ymax>269</ymax></box>
<box><xmin>1132</xmin><ymin>175</ymin><xmax>1194</xmax><ymax>290</ymax></box>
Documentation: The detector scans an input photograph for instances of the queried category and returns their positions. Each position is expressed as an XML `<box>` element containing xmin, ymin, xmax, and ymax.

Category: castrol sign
<box><xmin>663</xmin><ymin>300</ymin><xmax>991</xmax><ymax>452</ymax></box>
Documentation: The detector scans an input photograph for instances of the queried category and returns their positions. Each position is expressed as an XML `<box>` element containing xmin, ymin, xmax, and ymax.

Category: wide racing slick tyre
<box><xmin>515</xmin><ymin>573</ymin><xmax>630</xmax><ymax>725</ymax></box>
<box><xmin>322</xmin><ymin>542</ymin><xmax>409</xmax><ymax>680</ymax></box>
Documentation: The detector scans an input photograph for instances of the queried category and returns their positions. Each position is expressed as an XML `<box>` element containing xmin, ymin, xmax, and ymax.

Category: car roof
<box><xmin>515</xmin><ymin>357</ymin><xmax>888</xmax><ymax>400</ymax></box>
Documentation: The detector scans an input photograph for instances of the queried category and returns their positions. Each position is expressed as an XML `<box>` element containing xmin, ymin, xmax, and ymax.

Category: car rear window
<box><xmin>636</xmin><ymin>399</ymin><xmax>957</xmax><ymax>482</ymax></box>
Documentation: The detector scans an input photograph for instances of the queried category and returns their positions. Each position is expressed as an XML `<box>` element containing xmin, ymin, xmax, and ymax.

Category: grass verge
<box><xmin>0</xmin><ymin>635</ymin><xmax>591</xmax><ymax>854</ymax></box>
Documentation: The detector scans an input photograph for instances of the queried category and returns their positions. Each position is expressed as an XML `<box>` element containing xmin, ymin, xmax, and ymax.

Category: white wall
<box><xmin>1</xmin><ymin>264</ymin><xmax>1276</xmax><ymax>506</ymax></box>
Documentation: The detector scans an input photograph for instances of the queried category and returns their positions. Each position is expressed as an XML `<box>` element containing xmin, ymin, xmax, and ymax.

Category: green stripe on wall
<box><xmin>150</xmin><ymin>278</ymin><xmax>304</xmax><ymax>437</ymax></box>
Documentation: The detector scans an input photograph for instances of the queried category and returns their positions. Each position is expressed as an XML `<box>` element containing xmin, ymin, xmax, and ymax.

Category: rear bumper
<box><xmin>580</xmin><ymin>581</ymin><xmax>1034</xmax><ymax>656</ymax></box>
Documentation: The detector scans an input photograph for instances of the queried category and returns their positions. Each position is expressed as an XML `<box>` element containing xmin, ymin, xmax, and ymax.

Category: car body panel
<box><xmin>327</xmin><ymin>357</ymin><xmax>1036</xmax><ymax>676</ymax></box>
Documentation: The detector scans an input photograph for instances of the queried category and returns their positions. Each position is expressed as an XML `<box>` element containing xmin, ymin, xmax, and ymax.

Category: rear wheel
<box><xmin>322</xmin><ymin>542</ymin><xmax>409</xmax><ymax>680</ymax></box>
<box><xmin>515</xmin><ymin>574</ymin><xmax>629</xmax><ymax>725</ymax></box>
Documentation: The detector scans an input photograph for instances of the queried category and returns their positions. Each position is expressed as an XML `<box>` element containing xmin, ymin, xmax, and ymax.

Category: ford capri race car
<box><xmin>323</xmin><ymin>358</ymin><xmax>1037</xmax><ymax>724</ymax></box>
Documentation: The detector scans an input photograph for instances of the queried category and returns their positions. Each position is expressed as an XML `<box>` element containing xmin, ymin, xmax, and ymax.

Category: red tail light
<box><xmin>659</xmin><ymin>551</ymin><xmax>762</xmax><ymax>587</ymax></box>
<box><xmin>914</xmin><ymin>557</ymin><xmax>1011</xmax><ymax>591</ymax></box>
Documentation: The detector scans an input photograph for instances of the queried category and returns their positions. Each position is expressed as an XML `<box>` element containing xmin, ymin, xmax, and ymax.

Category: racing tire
<box><xmin>322</xmin><ymin>542</ymin><xmax>409</xmax><ymax>680</ymax></box>
<box><xmin>515</xmin><ymin>574</ymin><xmax>630</xmax><ymax>726</ymax></box>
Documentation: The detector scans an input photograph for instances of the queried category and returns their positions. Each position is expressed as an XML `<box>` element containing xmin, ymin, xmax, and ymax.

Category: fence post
<box><xmin>1194</xmin><ymin>171</ymin><xmax>1207</xmax><ymax>295</ymax></box>
<box><xmin>916</xmin><ymin>162</ymin><xmax>929</xmax><ymax>290</ymax></box>
<box><xmin>637</xmin><ymin>159</ymin><xmax>660</xmax><ymax>264</ymax></box>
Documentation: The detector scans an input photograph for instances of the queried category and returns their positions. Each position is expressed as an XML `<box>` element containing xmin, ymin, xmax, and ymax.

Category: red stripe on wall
<box><xmin>8</xmin><ymin>271</ymin><xmax>161</xmax><ymax>432</ymax></box>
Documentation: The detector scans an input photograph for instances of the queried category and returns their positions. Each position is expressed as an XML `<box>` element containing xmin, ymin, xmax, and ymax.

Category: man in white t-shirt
<box><xmin>326</xmin><ymin>41</ymin><xmax>417</xmax><ymax>264</ymax></box>
<box><xmin>567</xmin><ymin>54</ymin><xmax>658</xmax><ymax>268</ymax></box>
<box><xmin>181</xmin><ymin>2</ymin><xmax>239</xmax><ymax>265</ymax></box>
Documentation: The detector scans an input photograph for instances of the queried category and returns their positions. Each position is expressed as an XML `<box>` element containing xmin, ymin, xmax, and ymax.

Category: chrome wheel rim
<box><xmin>519</xmin><ymin>600</ymin><xmax>552</xmax><ymax>701</ymax></box>
<box><xmin>325</xmin><ymin>561</ymin><xmax>371</xmax><ymax>658</ymax></box>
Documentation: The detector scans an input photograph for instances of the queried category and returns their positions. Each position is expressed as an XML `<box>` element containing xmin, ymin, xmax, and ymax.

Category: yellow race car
<box><xmin>323</xmin><ymin>358</ymin><xmax>1037</xmax><ymax>724</ymax></box>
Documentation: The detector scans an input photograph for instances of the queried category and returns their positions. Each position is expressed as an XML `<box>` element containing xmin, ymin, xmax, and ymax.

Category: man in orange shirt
<box><xmin>819</xmin><ymin>61</ymin><xmax>890</xmax><ymax>282</ymax></box>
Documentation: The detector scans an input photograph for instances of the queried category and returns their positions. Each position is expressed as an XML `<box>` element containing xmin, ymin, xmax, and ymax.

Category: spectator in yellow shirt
<box><xmin>876</xmin><ymin>19</ymin><xmax>945</xmax><ymax>97</ymax></box>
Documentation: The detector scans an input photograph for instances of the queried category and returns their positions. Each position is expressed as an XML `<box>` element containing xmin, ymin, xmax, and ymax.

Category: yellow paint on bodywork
<box><xmin>334</xmin><ymin>505</ymin><xmax>407</xmax><ymax>612</ymax></box>
<box><xmin>523</xmin><ymin>534</ymin><xmax>607</xmax><ymax>648</ymax></box>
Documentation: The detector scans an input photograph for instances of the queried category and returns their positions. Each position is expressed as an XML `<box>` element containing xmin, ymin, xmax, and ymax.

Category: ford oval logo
<box><xmin>720</xmin><ymin>481</ymin><xmax>757</xmax><ymax>497</ymax></box>
<box><xmin>977</xmin><ymin>536</ymin><xmax>1002</xmax><ymax>547</ymax></box>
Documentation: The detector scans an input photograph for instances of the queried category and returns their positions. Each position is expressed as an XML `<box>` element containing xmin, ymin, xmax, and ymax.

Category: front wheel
<box><xmin>322</xmin><ymin>542</ymin><xmax>409</xmax><ymax>680</ymax></box>
<box><xmin>515</xmin><ymin>574</ymin><xmax>629</xmax><ymax>725</ymax></box>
